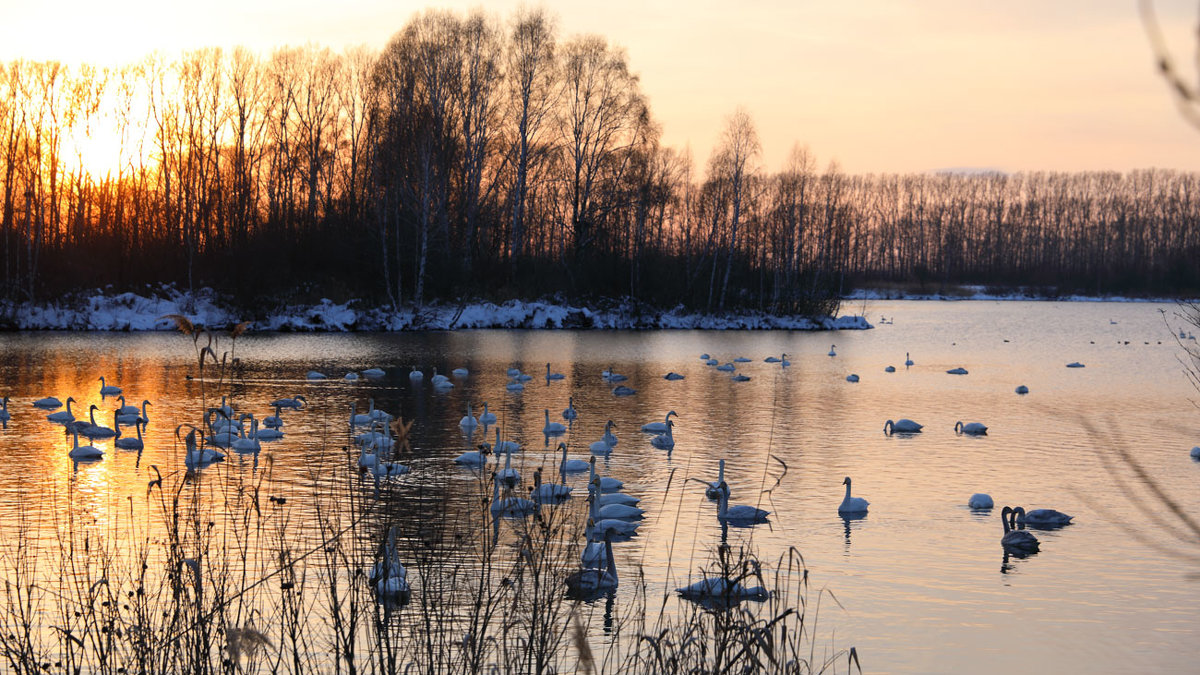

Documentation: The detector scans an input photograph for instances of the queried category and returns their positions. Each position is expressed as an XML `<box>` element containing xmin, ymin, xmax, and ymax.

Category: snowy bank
<box><xmin>0</xmin><ymin>289</ymin><xmax>872</xmax><ymax>332</ymax></box>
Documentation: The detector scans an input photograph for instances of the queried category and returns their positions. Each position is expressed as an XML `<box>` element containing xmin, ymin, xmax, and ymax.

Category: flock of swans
<box><xmin>9</xmin><ymin>341</ymin><xmax>1092</xmax><ymax>606</ymax></box>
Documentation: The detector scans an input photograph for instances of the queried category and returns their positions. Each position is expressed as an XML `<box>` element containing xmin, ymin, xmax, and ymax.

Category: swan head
<box><xmin>667</xmin><ymin>410</ymin><xmax>678</xmax><ymax>419</ymax></box>
<box><xmin>842</xmin><ymin>476</ymin><xmax>851</xmax><ymax>486</ymax></box>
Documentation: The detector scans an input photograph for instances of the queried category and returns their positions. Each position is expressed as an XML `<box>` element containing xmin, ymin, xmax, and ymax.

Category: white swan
<box><xmin>496</xmin><ymin>447</ymin><xmax>520</xmax><ymax>487</ymax></box>
<box><xmin>1015</xmin><ymin>385</ymin><xmax>1029</xmax><ymax>394</ymax></box>
<box><xmin>663</xmin><ymin>372</ymin><xmax>685</xmax><ymax>380</ymax></box>
<box><xmin>562</xmin><ymin>397</ymin><xmax>578</xmax><ymax>421</ymax></box>
<box><xmin>306</xmin><ymin>370</ymin><xmax>327</xmax><ymax>379</ymax></box>
<box><xmin>764</xmin><ymin>355</ymin><xmax>781</xmax><ymax>363</ymax></box>
<box><xmin>98</xmin><ymin>376</ymin><xmax>122</xmax><ymax>397</ymax></box>
<box><xmin>82</xmin><ymin>407</ymin><xmax>118</xmax><ymax>439</ymax></box>
<box><xmin>716</xmin><ymin>363</ymin><xmax>736</xmax><ymax>372</ymax></box>
<box><xmin>716</xmin><ymin>485</ymin><xmax>770</xmax><ymax>524</ymax></box>
<box><xmin>558</xmin><ymin>442</ymin><xmax>591</xmax><ymax>472</ymax></box>
<box><xmin>263</xmin><ymin>405</ymin><xmax>284</xmax><ymax>429</ymax></box>
<box><xmin>828</xmin><ymin>344</ymin><xmax>837</xmax><ymax>357</ymax></box>
<box><xmin>699</xmin><ymin>353</ymin><xmax>711</xmax><ymax>360</ymax></box>
<box><xmin>730</xmin><ymin>374</ymin><xmax>750</xmax><ymax>382</ymax></box>
<box><xmin>531</xmin><ymin>468</ymin><xmax>572</xmax><ymax>502</ymax></box>
<box><xmin>47</xmin><ymin>397</ymin><xmax>76</xmax><ymax>423</ymax></box>
<box><xmin>270</xmin><ymin>395</ymin><xmax>306</xmax><ymax>409</ymax></box>
<box><xmin>846</xmin><ymin>374</ymin><xmax>859</xmax><ymax>383</ymax></box>
<box><xmin>452</xmin><ymin>367</ymin><xmax>469</xmax><ymax>377</ymax></box>
<box><xmin>955</xmin><ymin>421</ymin><xmax>988</xmax><ymax>435</ymax></box>
<box><xmin>460</xmin><ymin>403</ymin><xmax>479</xmax><ymax>429</ymax></box>
<box><xmin>1191</xmin><ymin>446</ymin><xmax>1200</xmax><ymax>459</ymax></box>
<box><xmin>408</xmin><ymin>366</ymin><xmax>424</xmax><ymax>380</ymax></box>
<box><xmin>1017</xmin><ymin>508</ymin><xmax>1074</xmax><ymax>527</ymax></box>
<box><xmin>1066</xmin><ymin>362</ymin><xmax>1085</xmax><ymax>368</ymax></box>
<box><xmin>946</xmin><ymin>367</ymin><xmax>969</xmax><ymax>375</ymax></box>
<box><xmin>543</xmin><ymin>409</ymin><xmax>566</xmax><ymax>435</ymax></box>
<box><xmin>884</xmin><ymin>418</ymin><xmax>923</xmax><ymax>434</ymax></box>
<box><xmin>650</xmin><ymin>420</ymin><xmax>675</xmax><ymax>450</ymax></box>
<box><xmin>180</xmin><ymin>426</ymin><xmax>223</xmax><ymax>468</ymax></box>
<box><xmin>905</xmin><ymin>352</ymin><xmax>914</xmax><ymax>367</ymax></box>
<box><xmin>349</xmin><ymin>402</ymin><xmax>373</xmax><ymax>427</ymax></box>
<box><xmin>345</xmin><ymin>372</ymin><xmax>360</xmax><ymax>381</ymax></box>
<box><xmin>601</xmin><ymin>367</ymin><xmax>628</xmax><ymax>383</ymax></box>
<box><xmin>1001</xmin><ymin>506</ymin><xmax>1040</xmax><ymax>552</ymax></box>
<box><xmin>367</xmin><ymin>399</ymin><xmax>393</xmax><ymax>423</ymax></box>
<box><xmin>734</xmin><ymin>357</ymin><xmax>751</xmax><ymax>363</ymax></box>
<box><xmin>493</xmin><ymin>428</ymin><xmax>520</xmax><ymax>454</ymax></box>
<box><xmin>838</xmin><ymin>476</ymin><xmax>869</xmax><ymax>514</ymax></box>
<box><xmin>506</xmin><ymin>380</ymin><xmax>525</xmax><ymax>391</ymax></box>
<box><xmin>33</xmin><ymin>396</ymin><xmax>62</xmax><ymax>409</ymax></box>
<box><xmin>968</xmin><ymin>493</ymin><xmax>994</xmax><ymax>509</ymax></box>
<box><xmin>705</xmin><ymin>358</ymin><xmax>718</xmax><ymax>366</ymax></box>
<box><xmin>479</xmin><ymin>402</ymin><xmax>497</xmax><ymax>425</ymax></box>
<box><xmin>454</xmin><ymin>443</ymin><xmax>491</xmax><ymax>467</ymax></box>
<box><xmin>565</xmin><ymin>534</ymin><xmax>617</xmax><ymax>597</ymax></box>
<box><xmin>370</xmin><ymin>526</ymin><xmax>410</xmax><ymax>600</ymax></box>
<box><xmin>114</xmin><ymin>422</ymin><xmax>144</xmax><ymax>451</ymax></box>
<box><xmin>362</xmin><ymin>367</ymin><xmax>386</xmax><ymax>379</ymax></box>
<box><xmin>253</xmin><ymin>424</ymin><xmax>283</xmax><ymax>441</ymax></box>
<box><xmin>885</xmin><ymin>365</ymin><xmax>896</xmax><ymax>372</ymax></box>
<box><xmin>641</xmin><ymin>410</ymin><xmax>678</xmax><ymax>433</ymax></box>
<box><xmin>590</xmin><ymin>421</ymin><xmax>617</xmax><ymax>455</ymax></box>
<box><xmin>68</xmin><ymin>429</ymin><xmax>104</xmax><ymax>461</ymax></box>
<box><xmin>117</xmin><ymin>400</ymin><xmax>151</xmax><ymax>426</ymax></box>
<box><xmin>706</xmin><ymin>459</ymin><xmax>730</xmax><ymax>500</ymax></box>
<box><xmin>588</xmin><ymin>456</ymin><xmax>623</xmax><ymax>493</ymax></box>
<box><xmin>231</xmin><ymin>419</ymin><xmax>262</xmax><ymax>453</ymax></box>
<box><xmin>611</xmin><ymin>385</ymin><xmax>636</xmax><ymax>396</ymax></box>
<box><xmin>372</xmin><ymin>459</ymin><xmax>410</xmax><ymax>478</ymax></box>
<box><xmin>545</xmin><ymin>363</ymin><xmax>565</xmax><ymax>381</ymax></box>
<box><xmin>676</xmin><ymin>577</ymin><xmax>768</xmax><ymax>605</ymax></box>
<box><xmin>506</xmin><ymin>367</ymin><xmax>521</xmax><ymax>378</ymax></box>
<box><xmin>490</xmin><ymin>472</ymin><xmax>537</xmax><ymax>517</ymax></box>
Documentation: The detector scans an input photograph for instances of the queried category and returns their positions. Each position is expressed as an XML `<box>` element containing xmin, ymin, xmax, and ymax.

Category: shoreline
<box><xmin>847</xmin><ymin>284</ymin><xmax>1197</xmax><ymax>304</ymax></box>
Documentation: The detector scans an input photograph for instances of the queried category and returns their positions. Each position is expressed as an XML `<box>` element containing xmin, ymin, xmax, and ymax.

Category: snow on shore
<box><xmin>0</xmin><ymin>288</ymin><xmax>872</xmax><ymax>332</ymax></box>
<box><xmin>847</xmin><ymin>285</ymin><xmax>1195</xmax><ymax>303</ymax></box>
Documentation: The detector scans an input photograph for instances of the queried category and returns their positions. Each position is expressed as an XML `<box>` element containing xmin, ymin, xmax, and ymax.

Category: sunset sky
<box><xmin>1</xmin><ymin>0</ymin><xmax>1197</xmax><ymax>174</ymax></box>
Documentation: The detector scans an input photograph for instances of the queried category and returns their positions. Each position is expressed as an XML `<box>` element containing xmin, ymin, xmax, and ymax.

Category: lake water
<box><xmin>0</xmin><ymin>300</ymin><xmax>1197</xmax><ymax>673</ymax></box>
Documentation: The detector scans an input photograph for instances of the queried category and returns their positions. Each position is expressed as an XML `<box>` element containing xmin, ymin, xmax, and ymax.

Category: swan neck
<box><xmin>605</xmin><ymin>538</ymin><xmax>617</xmax><ymax>583</ymax></box>
<box><xmin>844</xmin><ymin>481</ymin><xmax>852</xmax><ymax>501</ymax></box>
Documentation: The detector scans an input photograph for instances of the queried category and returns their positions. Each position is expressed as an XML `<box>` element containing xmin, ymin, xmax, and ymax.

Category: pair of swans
<box><xmin>589</xmin><ymin>420</ymin><xmax>618</xmax><ymax>455</ymax></box>
<box><xmin>116</xmin><ymin>398</ymin><xmax>151</xmax><ymax>426</ymax></box>
<box><xmin>566</xmin><ymin>533</ymin><xmax>617</xmax><ymax>597</ymax></box>
<box><xmin>650</xmin><ymin>421</ymin><xmax>675</xmax><ymax>449</ymax></box>
<box><xmin>490</xmin><ymin>471</ymin><xmax>537</xmax><ymax>517</ymax></box>
<box><xmin>179</xmin><ymin>425</ymin><xmax>224</xmax><ymax>469</ymax></box>
<box><xmin>370</xmin><ymin>526</ymin><xmax>410</xmax><ymax>600</ymax></box>
<box><xmin>1000</xmin><ymin>506</ymin><xmax>1040</xmax><ymax>553</ymax></box>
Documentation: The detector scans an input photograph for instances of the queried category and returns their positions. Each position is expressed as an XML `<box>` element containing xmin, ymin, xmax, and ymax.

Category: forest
<box><xmin>0</xmin><ymin>7</ymin><xmax>1197</xmax><ymax>318</ymax></box>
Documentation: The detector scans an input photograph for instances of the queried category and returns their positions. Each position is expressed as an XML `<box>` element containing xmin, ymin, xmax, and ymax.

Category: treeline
<box><xmin>0</xmin><ymin>9</ymin><xmax>1196</xmax><ymax>318</ymax></box>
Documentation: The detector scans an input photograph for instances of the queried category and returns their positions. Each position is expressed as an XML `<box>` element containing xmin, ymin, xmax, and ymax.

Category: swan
<box><xmin>641</xmin><ymin>410</ymin><xmax>678</xmax><ymax>433</ymax></box>
<box><xmin>531</xmin><ymin>468</ymin><xmax>572</xmax><ymax>502</ymax></box>
<box><xmin>705</xmin><ymin>358</ymin><xmax>718</xmax><ymax>366</ymax></box>
<box><xmin>781</xmin><ymin>354</ymin><xmax>790</xmax><ymax>367</ymax></box>
<box><xmin>1066</xmin><ymin>362</ymin><xmax>1085</xmax><ymax>368</ymax></box>
<box><xmin>362</xmin><ymin>367</ymin><xmax>386</xmax><ymax>379</ymax></box>
<box><xmin>565</xmin><ymin>534</ymin><xmax>618</xmax><ymax>598</ymax></box>
<box><xmin>492</xmin><ymin>428</ymin><xmax>520</xmax><ymax>454</ymax></box>
<box><xmin>596</xmin><ymin>498</ymin><xmax>644</xmax><ymax>519</ymax></box>
<box><xmin>955</xmin><ymin>421</ymin><xmax>988</xmax><ymax>435</ymax></box>
<box><xmin>838</xmin><ymin>476</ymin><xmax>869</xmax><ymax>514</ymax></box>
<box><xmin>355</xmin><ymin>421</ymin><xmax>395</xmax><ymax>451</ymax></box>
<box><xmin>452</xmin><ymin>367</ymin><xmax>469</xmax><ymax>377</ymax></box>
<box><xmin>490</xmin><ymin>472</ymin><xmax>537</xmax><ymax>517</ymax></box>
<box><xmin>349</xmin><ymin>402</ymin><xmax>373</xmax><ymax>427</ymax></box>
<box><xmin>601</xmin><ymin>367</ymin><xmax>628</xmax><ymax>383</ymax></box>
<box><xmin>1015</xmin><ymin>385</ymin><xmax>1029</xmax><ymax>394</ymax></box>
<box><xmin>231</xmin><ymin>419</ymin><xmax>262</xmax><ymax>453</ymax></box>
<box><xmin>715</xmin><ymin>363</ymin><xmax>736</xmax><ymax>372</ymax></box>
<box><xmin>596</xmin><ymin>492</ymin><xmax>640</xmax><ymax>508</ymax></box>
<box><xmin>115</xmin><ymin>396</ymin><xmax>138</xmax><ymax>416</ymax></box>
<box><xmin>270</xmin><ymin>395</ymin><xmax>306</xmax><ymax>409</ymax></box>
<box><xmin>676</xmin><ymin>577</ymin><xmax>768</xmax><ymax>605</ymax></box>
<box><xmin>114</xmin><ymin>422</ymin><xmax>144</xmax><ymax>451</ymax></box>
<box><xmin>545</xmin><ymin>363</ymin><xmax>565</xmax><ymax>381</ymax></box>
<box><xmin>730</xmin><ymin>373</ymin><xmax>751</xmax><ymax>382</ymax></box>
<box><xmin>558</xmin><ymin>442</ymin><xmax>591</xmax><ymax>472</ymax></box>
<box><xmin>650</xmin><ymin>421</ymin><xmax>675</xmax><ymax>450</ymax></box>
<box><xmin>846</xmin><ymin>374</ymin><xmax>859</xmax><ymax>383</ymax></box>
<box><xmin>506</xmin><ymin>380</ymin><xmax>525</xmax><ymax>392</ymax></box>
<box><xmin>1191</xmin><ymin>446</ymin><xmax>1200</xmax><ymax>459</ymax></box>
<box><xmin>885</xmin><ymin>365</ymin><xmax>896</xmax><ymax>372</ymax></box>
<box><xmin>883</xmin><ymin>419</ymin><xmax>922</xmax><ymax>434</ymax></box>
<box><xmin>479</xmin><ymin>402</ymin><xmax>497</xmax><ymax>425</ymax></box>
<box><xmin>612</xmin><ymin>385</ymin><xmax>636</xmax><ymax>396</ymax></box>
<box><xmin>373</xmin><ymin>460</ymin><xmax>410</xmax><ymax>478</ymax></box>
<box><xmin>33</xmin><ymin>396</ymin><xmax>62</xmax><ymax>409</ymax></box>
<box><xmin>46</xmin><ymin>397</ymin><xmax>76</xmax><ymax>423</ymax></box>
<box><xmin>367</xmin><ymin>399</ymin><xmax>393</xmax><ymax>423</ymax></box>
<box><xmin>968</xmin><ymin>493</ymin><xmax>994</xmax><ymax>509</ymax></box>
<box><xmin>454</xmin><ymin>443</ymin><xmax>491</xmax><ymax>467</ymax></box>
<box><xmin>705</xmin><ymin>459</ymin><xmax>730</xmax><ymax>500</ymax></box>
<box><xmin>306</xmin><ymin>370</ymin><xmax>327</xmax><ymax>379</ymax></box>
<box><xmin>82</xmin><ymin>407</ymin><xmax>118</xmax><ymax>439</ymax></box>
<box><xmin>663</xmin><ymin>372</ymin><xmax>685</xmax><ymax>380</ymax></box>
<box><xmin>496</xmin><ymin>447</ymin><xmax>521</xmax><ymax>487</ymax></box>
<box><xmin>588</xmin><ymin>456</ymin><xmax>623</xmax><ymax>493</ymax></box>
<box><xmin>828</xmin><ymin>345</ymin><xmax>837</xmax><ymax>357</ymax></box>
<box><xmin>0</xmin><ymin>396</ymin><xmax>8</xmax><ymax>424</ymax></box>
<box><xmin>68</xmin><ymin>429</ymin><xmax>104</xmax><ymax>461</ymax></box>
<box><xmin>946</xmin><ymin>367</ymin><xmax>969</xmax><ymax>375</ymax></box>
<box><xmin>587</xmin><ymin>482</ymin><xmax>641</xmax><ymax>537</ymax></box>
<box><xmin>345</xmin><ymin>372</ymin><xmax>360</xmax><ymax>381</ymax></box>
<box><xmin>180</xmin><ymin>426</ymin><xmax>224</xmax><ymax>468</ymax></box>
<box><xmin>117</xmin><ymin>400</ymin><xmax>151</xmax><ymax>426</ymax></box>
<box><xmin>460</xmin><ymin>403</ymin><xmax>479</xmax><ymax>429</ymax></box>
<box><xmin>590</xmin><ymin>421</ymin><xmax>618</xmax><ymax>454</ymax></box>
<box><xmin>263</xmin><ymin>404</ymin><xmax>284</xmax><ymax>429</ymax></box>
<box><xmin>764</xmin><ymin>355</ymin><xmax>781</xmax><ymax>363</ymax></box>
<box><xmin>700</xmin><ymin>353</ymin><xmax>711</xmax><ymax>360</ymax></box>
<box><xmin>562</xmin><ymin>397</ymin><xmax>578</xmax><ymax>421</ymax></box>
<box><xmin>1017</xmin><ymin>508</ymin><xmax>1074</xmax><ymax>528</ymax></box>
<box><xmin>1001</xmin><ymin>506</ymin><xmax>1040</xmax><ymax>552</ymax></box>
<box><xmin>905</xmin><ymin>352</ymin><xmax>914</xmax><ymax>367</ymax></box>
<box><xmin>408</xmin><ymin>366</ymin><xmax>424</xmax><ymax>380</ymax></box>
<box><xmin>543</xmin><ymin>409</ymin><xmax>566</xmax><ymax>435</ymax></box>
<box><xmin>253</xmin><ymin>424</ymin><xmax>283</xmax><ymax>441</ymax></box>
<box><xmin>370</xmin><ymin>526</ymin><xmax>410</xmax><ymax>600</ymax></box>
<box><xmin>357</xmin><ymin>439</ymin><xmax>379</xmax><ymax>469</ymax></box>
<box><xmin>734</xmin><ymin>357</ymin><xmax>751</xmax><ymax>363</ymax></box>
<box><xmin>601</xmin><ymin>419</ymin><xmax>618</xmax><ymax>446</ymax></box>
<box><xmin>98</xmin><ymin>376</ymin><xmax>122</xmax><ymax>397</ymax></box>
<box><xmin>506</xmin><ymin>367</ymin><xmax>521</xmax><ymax>378</ymax></box>
<box><xmin>216</xmin><ymin>397</ymin><xmax>234</xmax><ymax>419</ymax></box>
<box><xmin>716</xmin><ymin>485</ymin><xmax>769</xmax><ymax>524</ymax></box>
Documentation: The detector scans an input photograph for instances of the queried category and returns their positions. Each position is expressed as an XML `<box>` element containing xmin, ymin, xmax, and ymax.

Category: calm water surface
<box><xmin>0</xmin><ymin>300</ymin><xmax>1197</xmax><ymax>673</ymax></box>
